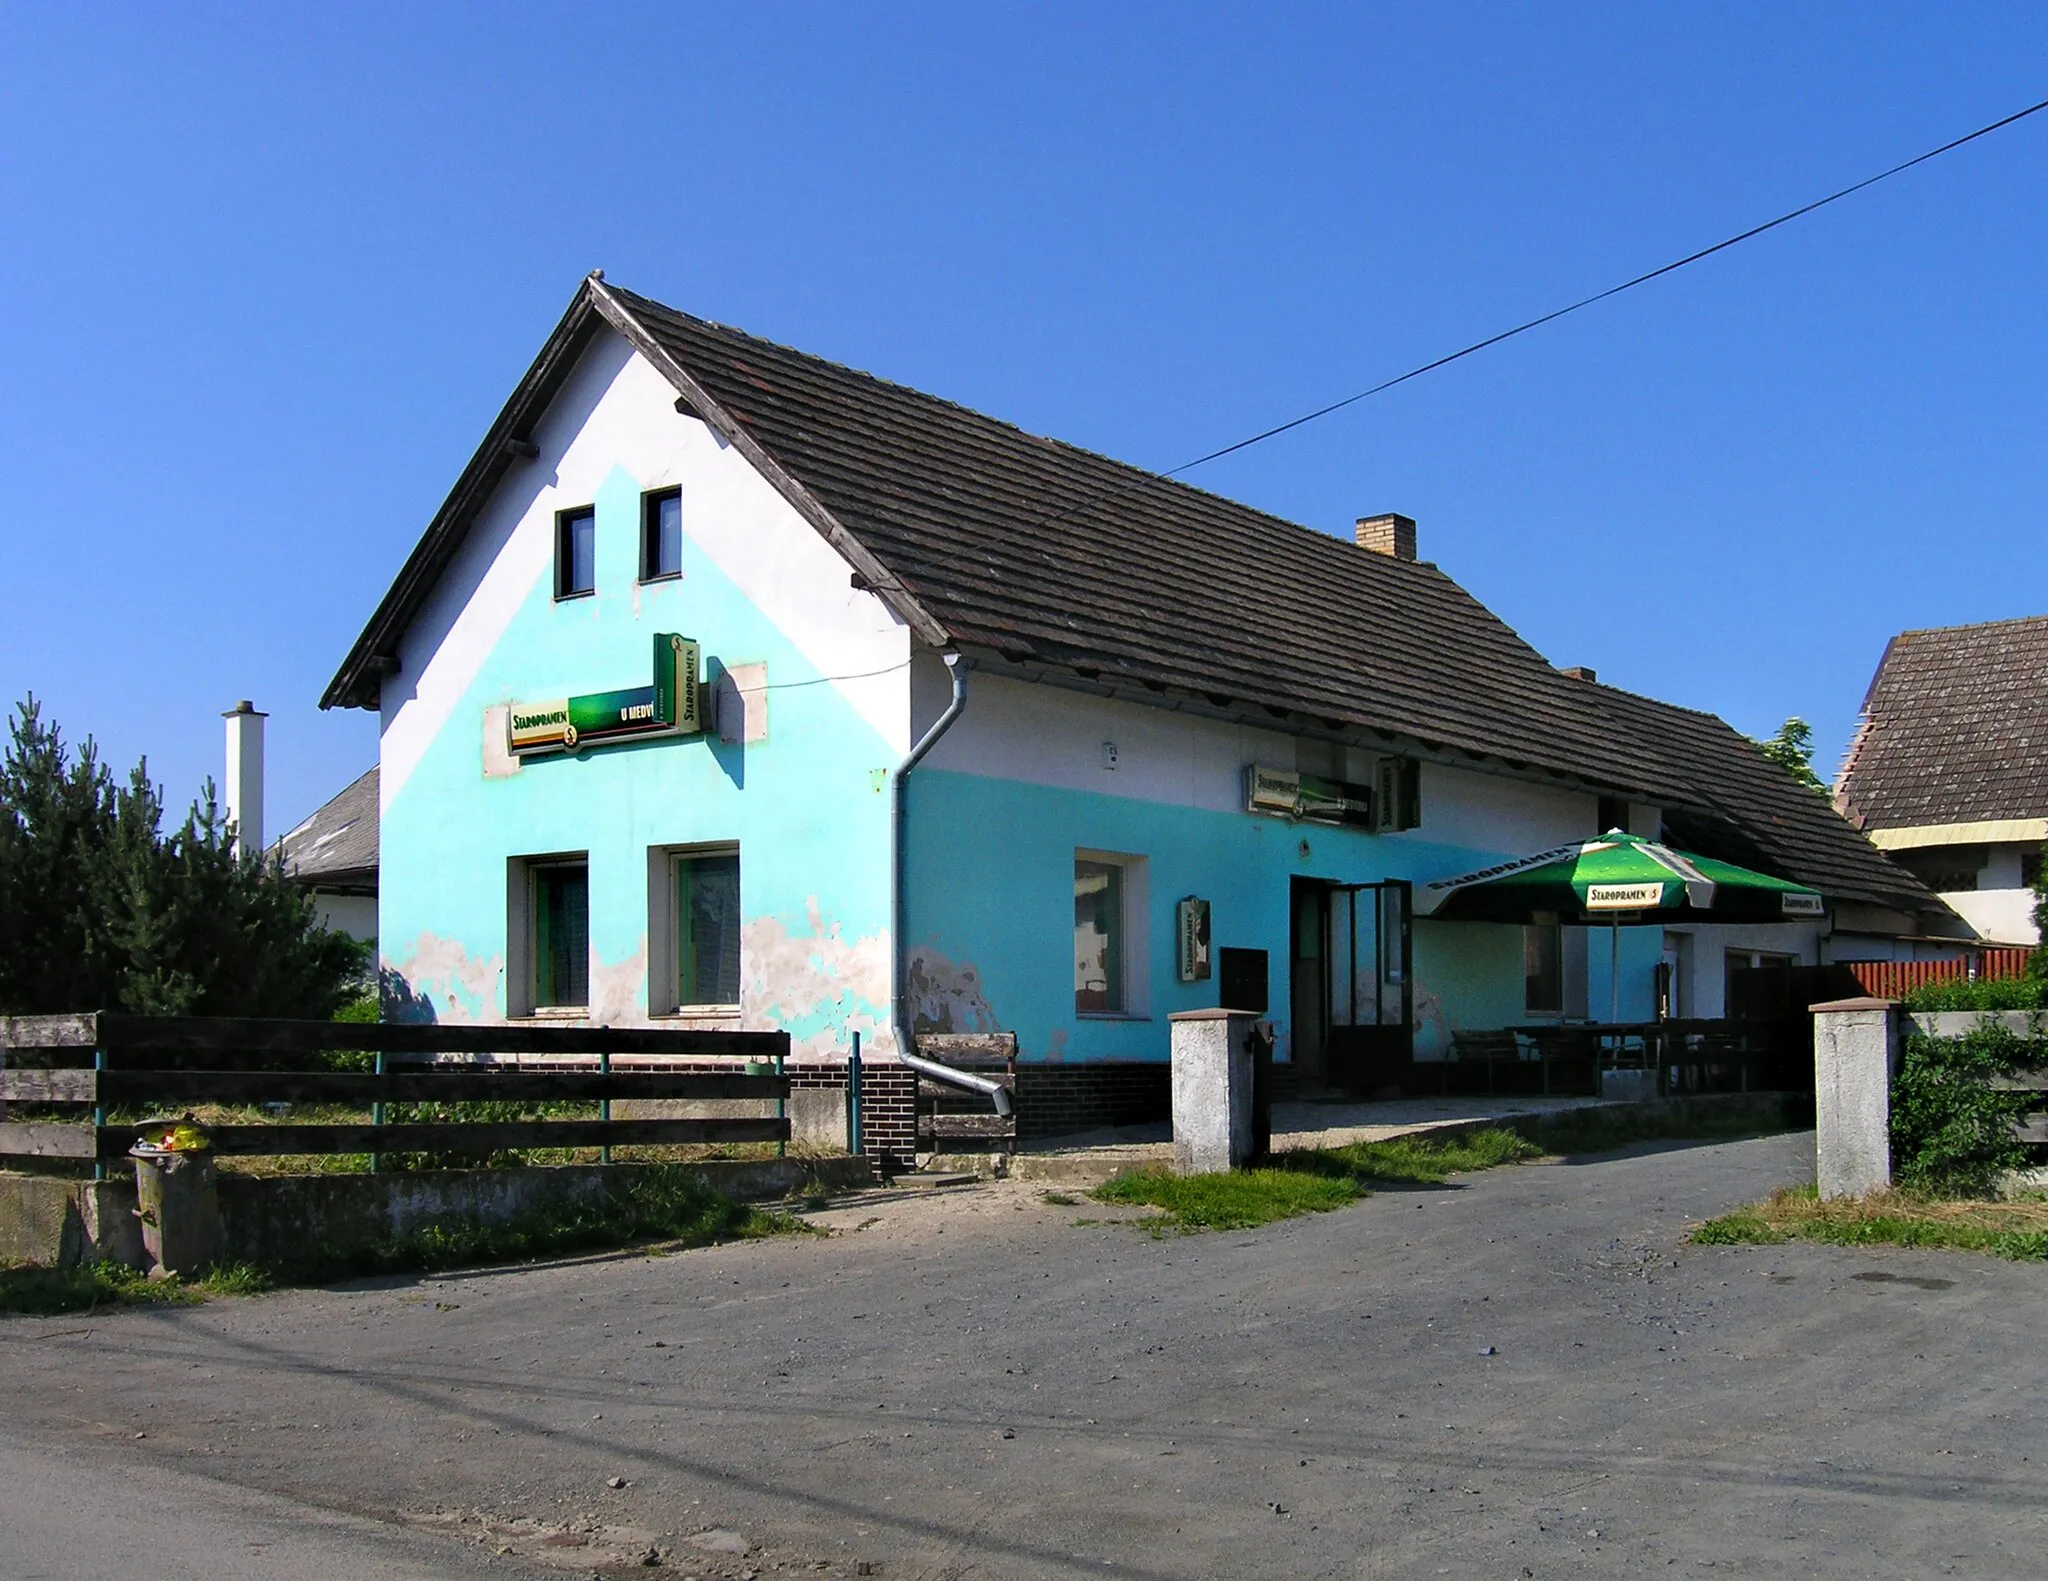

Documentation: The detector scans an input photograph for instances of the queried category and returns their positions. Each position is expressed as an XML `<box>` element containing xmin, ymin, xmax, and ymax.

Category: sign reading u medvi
<box><xmin>508</xmin><ymin>634</ymin><xmax>702</xmax><ymax>756</ymax></box>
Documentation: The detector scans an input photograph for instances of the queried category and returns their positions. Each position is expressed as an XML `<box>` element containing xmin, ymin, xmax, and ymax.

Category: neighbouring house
<box><xmin>1835</xmin><ymin>614</ymin><xmax>2048</xmax><ymax>948</ymax></box>
<box><xmin>277</xmin><ymin>766</ymin><xmax>380</xmax><ymax>946</ymax></box>
<box><xmin>319</xmin><ymin>273</ymin><xmax>1943</xmax><ymax>1127</ymax></box>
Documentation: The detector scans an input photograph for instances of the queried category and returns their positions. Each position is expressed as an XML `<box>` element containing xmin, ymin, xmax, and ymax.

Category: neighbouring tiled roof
<box><xmin>1836</xmin><ymin>615</ymin><xmax>2048</xmax><ymax>833</ymax></box>
<box><xmin>1582</xmin><ymin>682</ymin><xmax>1934</xmax><ymax>916</ymax></box>
<box><xmin>278</xmin><ymin>766</ymin><xmax>378</xmax><ymax>886</ymax></box>
<box><xmin>325</xmin><ymin>277</ymin><xmax>1932</xmax><ymax>913</ymax></box>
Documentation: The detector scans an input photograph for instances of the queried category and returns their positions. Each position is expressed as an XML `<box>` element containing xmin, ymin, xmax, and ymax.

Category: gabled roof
<box><xmin>326</xmin><ymin>276</ymin><xmax>1931</xmax><ymax>913</ymax></box>
<box><xmin>278</xmin><ymin>766</ymin><xmax>378</xmax><ymax>887</ymax></box>
<box><xmin>1581</xmin><ymin>682</ymin><xmax>1934</xmax><ymax>915</ymax></box>
<box><xmin>1835</xmin><ymin>615</ymin><xmax>2048</xmax><ymax>834</ymax></box>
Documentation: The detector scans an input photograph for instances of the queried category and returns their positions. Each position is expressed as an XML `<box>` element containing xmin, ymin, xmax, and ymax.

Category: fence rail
<box><xmin>0</xmin><ymin>1012</ymin><xmax>792</xmax><ymax>1173</ymax></box>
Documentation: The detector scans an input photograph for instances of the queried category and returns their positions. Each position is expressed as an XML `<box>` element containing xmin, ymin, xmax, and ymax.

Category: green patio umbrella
<box><xmin>1416</xmin><ymin>831</ymin><xmax>1824</xmax><ymax>1021</ymax></box>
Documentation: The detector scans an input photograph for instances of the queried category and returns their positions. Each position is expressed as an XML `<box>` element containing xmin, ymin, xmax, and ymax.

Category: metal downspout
<box><xmin>889</xmin><ymin>652</ymin><xmax>1011</xmax><ymax>1114</ymax></box>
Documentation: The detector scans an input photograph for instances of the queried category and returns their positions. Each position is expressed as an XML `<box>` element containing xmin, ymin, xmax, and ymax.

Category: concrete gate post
<box><xmin>1812</xmin><ymin>997</ymin><xmax>1899</xmax><ymax>1200</ymax></box>
<box><xmin>1169</xmin><ymin>1009</ymin><xmax>1260</xmax><ymax>1176</ymax></box>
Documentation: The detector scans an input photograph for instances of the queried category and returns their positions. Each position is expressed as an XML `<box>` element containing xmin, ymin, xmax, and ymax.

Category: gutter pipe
<box><xmin>889</xmin><ymin>652</ymin><xmax>1011</xmax><ymax>1114</ymax></box>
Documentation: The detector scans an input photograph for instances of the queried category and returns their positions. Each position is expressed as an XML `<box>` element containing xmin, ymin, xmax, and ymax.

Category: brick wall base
<box><xmin>1014</xmin><ymin>1062</ymin><xmax>1171</xmax><ymax>1140</ymax></box>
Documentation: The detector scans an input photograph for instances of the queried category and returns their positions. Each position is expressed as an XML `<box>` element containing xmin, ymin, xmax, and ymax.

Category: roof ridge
<box><xmin>1889</xmin><ymin>611</ymin><xmax>2048</xmax><ymax>642</ymax></box>
<box><xmin>610</xmin><ymin>281</ymin><xmax>1447</xmax><ymax>575</ymax></box>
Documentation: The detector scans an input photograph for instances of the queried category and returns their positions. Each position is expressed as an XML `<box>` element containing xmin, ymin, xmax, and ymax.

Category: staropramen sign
<box><xmin>507</xmin><ymin>634</ymin><xmax>702</xmax><ymax>757</ymax></box>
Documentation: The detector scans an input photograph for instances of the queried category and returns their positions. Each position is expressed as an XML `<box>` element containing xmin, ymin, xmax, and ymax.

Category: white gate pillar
<box><xmin>1812</xmin><ymin>996</ymin><xmax>1899</xmax><ymax>1199</ymax></box>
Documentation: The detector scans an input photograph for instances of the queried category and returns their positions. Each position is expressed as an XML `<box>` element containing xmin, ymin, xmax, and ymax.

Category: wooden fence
<box><xmin>1843</xmin><ymin>949</ymin><xmax>2034</xmax><ymax>1002</ymax></box>
<box><xmin>0</xmin><ymin>1012</ymin><xmax>792</xmax><ymax>1173</ymax></box>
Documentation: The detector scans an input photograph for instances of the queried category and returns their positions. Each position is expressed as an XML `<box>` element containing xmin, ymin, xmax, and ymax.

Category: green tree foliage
<box><xmin>1889</xmin><ymin>1024</ymin><xmax>2039</xmax><ymax>1195</ymax></box>
<box><xmin>1755</xmin><ymin>716</ymin><xmax>1826</xmax><ymax>793</ymax></box>
<box><xmin>0</xmin><ymin>697</ymin><xmax>369</xmax><ymax>1017</ymax></box>
<box><xmin>2033</xmin><ymin>843</ymin><xmax>2048</xmax><ymax>982</ymax></box>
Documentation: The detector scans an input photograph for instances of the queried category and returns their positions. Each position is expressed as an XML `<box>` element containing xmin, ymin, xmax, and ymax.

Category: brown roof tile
<box><xmin>1836</xmin><ymin>615</ymin><xmax>2048</xmax><ymax>832</ymax></box>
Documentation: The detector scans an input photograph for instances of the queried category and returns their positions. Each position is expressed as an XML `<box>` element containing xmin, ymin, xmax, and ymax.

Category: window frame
<box><xmin>519</xmin><ymin>854</ymin><xmax>591</xmax><ymax>1016</ymax></box>
<box><xmin>640</xmin><ymin>487</ymin><xmax>682</xmax><ymax>584</ymax></box>
<box><xmin>648</xmin><ymin>843</ymin><xmax>742</xmax><ymax>1017</ymax></box>
<box><xmin>1074</xmin><ymin>849</ymin><xmax>1150</xmax><ymax>1019</ymax></box>
<box><xmin>555</xmin><ymin>505</ymin><xmax>596</xmax><ymax>600</ymax></box>
<box><xmin>1523</xmin><ymin>918</ymin><xmax>1564</xmax><ymax>1017</ymax></box>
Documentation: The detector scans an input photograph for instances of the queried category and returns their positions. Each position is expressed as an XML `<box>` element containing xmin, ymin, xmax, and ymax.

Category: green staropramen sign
<box><xmin>507</xmin><ymin>634</ymin><xmax>703</xmax><ymax>756</ymax></box>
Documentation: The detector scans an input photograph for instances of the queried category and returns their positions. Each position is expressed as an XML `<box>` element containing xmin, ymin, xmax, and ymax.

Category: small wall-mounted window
<box><xmin>1075</xmin><ymin>851</ymin><xmax>1149</xmax><ymax>1016</ymax></box>
<box><xmin>530</xmin><ymin>858</ymin><xmax>590</xmax><ymax>1010</ymax></box>
<box><xmin>556</xmin><ymin>506</ymin><xmax>596</xmax><ymax>599</ymax></box>
<box><xmin>641</xmin><ymin>488</ymin><xmax>682</xmax><ymax>582</ymax></box>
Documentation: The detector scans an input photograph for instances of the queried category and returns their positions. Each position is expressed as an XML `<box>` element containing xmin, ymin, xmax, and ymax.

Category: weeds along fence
<box><xmin>0</xmin><ymin>1013</ymin><xmax>792</xmax><ymax>1178</ymax></box>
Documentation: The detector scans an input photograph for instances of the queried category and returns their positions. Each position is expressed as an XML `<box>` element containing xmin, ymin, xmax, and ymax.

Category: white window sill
<box><xmin>651</xmin><ymin>1005</ymin><xmax>742</xmax><ymax>1022</ymax></box>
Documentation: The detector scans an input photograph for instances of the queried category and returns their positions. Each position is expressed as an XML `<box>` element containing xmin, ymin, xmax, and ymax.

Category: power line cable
<box><xmin>1009</xmin><ymin>93</ymin><xmax>2048</xmax><ymax>542</ymax></box>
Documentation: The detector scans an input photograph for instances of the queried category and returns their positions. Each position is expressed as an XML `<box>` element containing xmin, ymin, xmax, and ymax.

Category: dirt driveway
<box><xmin>3</xmin><ymin>1132</ymin><xmax>2042</xmax><ymax>1579</ymax></box>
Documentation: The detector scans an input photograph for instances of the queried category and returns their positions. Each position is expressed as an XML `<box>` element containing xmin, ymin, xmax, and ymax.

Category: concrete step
<box><xmin>891</xmin><ymin>1171</ymin><xmax>982</xmax><ymax>1190</ymax></box>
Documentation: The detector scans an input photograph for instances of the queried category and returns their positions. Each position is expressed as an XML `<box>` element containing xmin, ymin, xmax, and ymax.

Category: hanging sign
<box><xmin>1243</xmin><ymin>764</ymin><xmax>1377</xmax><ymax>829</ymax></box>
<box><xmin>508</xmin><ymin>634</ymin><xmax>702</xmax><ymax>757</ymax></box>
<box><xmin>1176</xmin><ymin>896</ymin><xmax>1212</xmax><ymax>983</ymax></box>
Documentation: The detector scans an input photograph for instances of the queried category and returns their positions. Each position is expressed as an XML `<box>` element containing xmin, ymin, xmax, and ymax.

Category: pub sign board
<box><xmin>508</xmin><ymin>634</ymin><xmax>702</xmax><ymax>756</ymax></box>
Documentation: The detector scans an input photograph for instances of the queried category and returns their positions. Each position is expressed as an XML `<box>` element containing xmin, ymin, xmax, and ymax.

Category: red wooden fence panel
<box><xmin>1843</xmin><ymin>948</ymin><xmax>2033</xmax><ymax>1000</ymax></box>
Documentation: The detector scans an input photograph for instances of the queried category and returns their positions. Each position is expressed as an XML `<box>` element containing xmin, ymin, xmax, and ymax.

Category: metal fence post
<box><xmin>776</xmin><ymin>1047</ymin><xmax>787</xmax><ymax>1159</ymax></box>
<box><xmin>370</xmin><ymin>1050</ymin><xmax>384</xmax><ymax>1174</ymax></box>
<box><xmin>92</xmin><ymin>1045</ymin><xmax>107</xmax><ymax>1182</ymax></box>
<box><xmin>847</xmin><ymin>1030</ymin><xmax>863</xmax><ymax>1159</ymax></box>
<box><xmin>600</xmin><ymin>1049</ymin><xmax>612</xmax><ymax>1165</ymax></box>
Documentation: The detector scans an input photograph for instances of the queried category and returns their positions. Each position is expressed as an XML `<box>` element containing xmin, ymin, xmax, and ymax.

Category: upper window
<box><xmin>641</xmin><ymin>488</ymin><xmax>682</xmax><ymax>582</ymax></box>
<box><xmin>1075</xmin><ymin>857</ymin><xmax>1126</xmax><ymax>1015</ymax></box>
<box><xmin>674</xmin><ymin>851</ymin><xmax>741</xmax><ymax>1008</ymax></box>
<box><xmin>531</xmin><ymin>860</ymin><xmax>590</xmax><ymax>1010</ymax></box>
<box><xmin>555</xmin><ymin>506</ymin><xmax>595</xmax><ymax>599</ymax></box>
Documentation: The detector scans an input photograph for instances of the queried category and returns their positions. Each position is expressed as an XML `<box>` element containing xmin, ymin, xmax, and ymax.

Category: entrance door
<box><xmin>1291</xmin><ymin>878</ymin><xmax>1413</xmax><ymax>1092</ymax></box>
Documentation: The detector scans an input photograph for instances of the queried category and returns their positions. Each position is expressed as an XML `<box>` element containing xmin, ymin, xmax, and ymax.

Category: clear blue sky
<box><xmin>4</xmin><ymin>5</ymin><xmax>2045</xmax><ymax>835</ymax></box>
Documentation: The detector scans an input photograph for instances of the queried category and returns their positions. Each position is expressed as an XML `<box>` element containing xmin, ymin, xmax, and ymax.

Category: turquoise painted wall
<box><xmin>904</xmin><ymin>767</ymin><xmax>1663</xmax><ymax>1064</ymax></box>
<box><xmin>380</xmin><ymin>464</ymin><xmax>899</xmax><ymax>1043</ymax></box>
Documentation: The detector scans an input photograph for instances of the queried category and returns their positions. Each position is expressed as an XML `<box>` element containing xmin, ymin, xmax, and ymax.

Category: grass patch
<box><xmin>1692</xmin><ymin>1184</ymin><xmax>2048</xmax><ymax>1262</ymax></box>
<box><xmin>1093</xmin><ymin>1166</ymin><xmax>1359</xmax><ymax>1231</ymax></box>
<box><xmin>1298</xmin><ymin>1127</ymin><xmax>1543</xmax><ymax>1185</ymax></box>
<box><xmin>0</xmin><ymin>1259</ymin><xmax>271</xmax><ymax>1317</ymax></box>
<box><xmin>1040</xmin><ymin>1191</ymin><xmax>1079</xmax><ymax>1206</ymax></box>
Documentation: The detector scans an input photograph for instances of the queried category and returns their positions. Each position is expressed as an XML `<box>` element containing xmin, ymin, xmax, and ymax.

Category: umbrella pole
<box><xmin>1610</xmin><ymin>918</ymin><xmax>1620</xmax><ymax>1026</ymax></box>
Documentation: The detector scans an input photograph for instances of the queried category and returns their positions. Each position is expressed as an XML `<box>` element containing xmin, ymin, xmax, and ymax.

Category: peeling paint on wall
<box><xmin>741</xmin><ymin>901</ymin><xmax>893</xmax><ymax>1060</ymax></box>
<box><xmin>590</xmin><ymin>942</ymin><xmax>649</xmax><ymax>1028</ymax></box>
<box><xmin>383</xmin><ymin>933</ymin><xmax>505</xmax><ymax>1025</ymax></box>
<box><xmin>905</xmin><ymin>945</ymin><xmax>999</xmax><ymax>1037</ymax></box>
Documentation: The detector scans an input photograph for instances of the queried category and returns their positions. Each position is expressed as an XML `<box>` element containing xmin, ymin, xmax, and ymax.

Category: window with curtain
<box><xmin>676</xmin><ymin>852</ymin><xmax>741</xmax><ymax>1007</ymax></box>
<box><xmin>556</xmin><ymin>505</ymin><xmax>595</xmax><ymax>598</ymax></box>
<box><xmin>641</xmin><ymin>488</ymin><xmax>682</xmax><ymax>581</ymax></box>
<box><xmin>532</xmin><ymin>861</ymin><xmax>590</xmax><ymax>1008</ymax></box>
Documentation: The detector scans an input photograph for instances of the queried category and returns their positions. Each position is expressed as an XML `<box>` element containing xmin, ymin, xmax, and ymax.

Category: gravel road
<box><xmin>3</xmin><ymin>1132</ymin><xmax>2042</xmax><ymax>1580</ymax></box>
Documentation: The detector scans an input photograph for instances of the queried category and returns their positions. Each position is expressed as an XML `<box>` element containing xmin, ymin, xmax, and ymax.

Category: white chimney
<box><xmin>223</xmin><ymin>700</ymin><xmax>267</xmax><ymax>860</ymax></box>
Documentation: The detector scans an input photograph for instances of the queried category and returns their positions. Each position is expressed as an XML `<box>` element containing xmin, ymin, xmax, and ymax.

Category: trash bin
<box><xmin>130</xmin><ymin>1122</ymin><xmax>224</xmax><ymax>1279</ymax></box>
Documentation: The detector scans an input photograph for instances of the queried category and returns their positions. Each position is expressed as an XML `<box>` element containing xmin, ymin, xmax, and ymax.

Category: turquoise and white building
<box><xmin>323</xmin><ymin>275</ymin><xmax>1938</xmax><ymax>1116</ymax></box>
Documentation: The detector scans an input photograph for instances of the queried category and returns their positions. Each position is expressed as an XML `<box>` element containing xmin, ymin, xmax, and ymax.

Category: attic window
<box><xmin>641</xmin><ymin>488</ymin><xmax>682</xmax><ymax>582</ymax></box>
<box><xmin>555</xmin><ymin>506</ymin><xmax>595</xmax><ymax>599</ymax></box>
